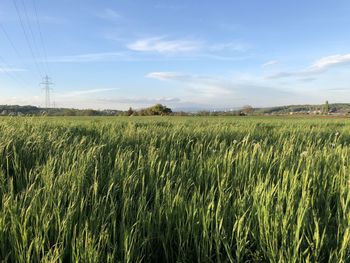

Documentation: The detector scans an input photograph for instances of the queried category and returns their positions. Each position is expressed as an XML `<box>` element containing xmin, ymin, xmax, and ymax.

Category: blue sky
<box><xmin>1</xmin><ymin>0</ymin><xmax>350</xmax><ymax>110</ymax></box>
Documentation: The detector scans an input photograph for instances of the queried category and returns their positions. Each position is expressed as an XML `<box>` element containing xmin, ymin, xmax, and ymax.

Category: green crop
<box><xmin>0</xmin><ymin>116</ymin><xmax>349</xmax><ymax>262</ymax></box>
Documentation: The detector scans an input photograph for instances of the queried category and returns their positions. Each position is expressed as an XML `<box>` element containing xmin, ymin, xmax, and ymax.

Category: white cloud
<box><xmin>0</xmin><ymin>11</ymin><xmax>65</xmax><ymax>24</ymax></box>
<box><xmin>154</xmin><ymin>3</ymin><xmax>186</xmax><ymax>10</ymax></box>
<box><xmin>268</xmin><ymin>53</ymin><xmax>350</xmax><ymax>79</ymax></box>
<box><xmin>146</xmin><ymin>71</ymin><xmax>231</xmax><ymax>96</ymax></box>
<box><xmin>218</xmin><ymin>23</ymin><xmax>242</xmax><ymax>32</ymax></box>
<box><xmin>96</xmin><ymin>8</ymin><xmax>122</xmax><ymax>20</ymax></box>
<box><xmin>262</xmin><ymin>60</ymin><xmax>279</xmax><ymax>68</ymax></box>
<box><xmin>50</xmin><ymin>40</ymin><xmax>251</xmax><ymax>64</ymax></box>
<box><xmin>98</xmin><ymin>97</ymin><xmax>181</xmax><ymax>104</ymax></box>
<box><xmin>57</xmin><ymin>88</ymin><xmax>119</xmax><ymax>97</ymax></box>
<box><xmin>146</xmin><ymin>71</ymin><xmax>294</xmax><ymax>103</ymax></box>
<box><xmin>209</xmin><ymin>42</ymin><xmax>251</xmax><ymax>52</ymax></box>
<box><xmin>146</xmin><ymin>72</ymin><xmax>191</xmax><ymax>81</ymax></box>
<box><xmin>310</xmin><ymin>54</ymin><xmax>350</xmax><ymax>70</ymax></box>
<box><xmin>127</xmin><ymin>37</ymin><xmax>252</xmax><ymax>56</ymax></box>
<box><xmin>47</xmin><ymin>51</ymin><xmax>251</xmax><ymax>63</ymax></box>
<box><xmin>0</xmin><ymin>96</ymin><xmax>42</xmax><ymax>106</ymax></box>
<box><xmin>127</xmin><ymin>37</ymin><xmax>201</xmax><ymax>53</ymax></box>
<box><xmin>0</xmin><ymin>68</ymin><xmax>27</xmax><ymax>73</ymax></box>
<box><xmin>47</xmin><ymin>52</ymin><xmax>128</xmax><ymax>62</ymax></box>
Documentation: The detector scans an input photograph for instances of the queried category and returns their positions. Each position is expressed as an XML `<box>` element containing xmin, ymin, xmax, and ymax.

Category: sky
<box><xmin>1</xmin><ymin>0</ymin><xmax>350</xmax><ymax>110</ymax></box>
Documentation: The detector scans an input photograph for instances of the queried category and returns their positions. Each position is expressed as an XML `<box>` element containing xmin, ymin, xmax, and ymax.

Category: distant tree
<box><xmin>242</xmin><ymin>105</ymin><xmax>254</xmax><ymax>115</ymax></box>
<box><xmin>196</xmin><ymin>111</ymin><xmax>210</xmax><ymax>116</ymax></box>
<box><xmin>151</xmin><ymin>104</ymin><xmax>172</xmax><ymax>115</ymax></box>
<box><xmin>173</xmin><ymin>111</ymin><xmax>189</xmax><ymax>116</ymax></box>
<box><xmin>127</xmin><ymin>107</ymin><xmax>134</xmax><ymax>116</ymax></box>
<box><xmin>144</xmin><ymin>104</ymin><xmax>172</xmax><ymax>115</ymax></box>
<box><xmin>62</xmin><ymin>109</ymin><xmax>77</xmax><ymax>116</ymax></box>
<box><xmin>81</xmin><ymin>109</ymin><xmax>98</xmax><ymax>116</ymax></box>
<box><xmin>324</xmin><ymin>100</ymin><xmax>330</xmax><ymax>114</ymax></box>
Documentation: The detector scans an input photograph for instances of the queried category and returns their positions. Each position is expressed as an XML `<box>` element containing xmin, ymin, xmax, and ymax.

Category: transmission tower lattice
<box><xmin>40</xmin><ymin>75</ymin><xmax>54</xmax><ymax>108</ymax></box>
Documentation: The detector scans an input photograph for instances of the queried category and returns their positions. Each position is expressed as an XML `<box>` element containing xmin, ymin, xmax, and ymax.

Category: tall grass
<box><xmin>0</xmin><ymin>116</ymin><xmax>349</xmax><ymax>262</ymax></box>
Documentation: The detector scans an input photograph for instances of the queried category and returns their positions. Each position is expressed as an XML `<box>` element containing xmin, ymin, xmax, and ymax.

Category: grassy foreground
<box><xmin>0</xmin><ymin>116</ymin><xmax>350</xmax><ymax>262</ymax></box>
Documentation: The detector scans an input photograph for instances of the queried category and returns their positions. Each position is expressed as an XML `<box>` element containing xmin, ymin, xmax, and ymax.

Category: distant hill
<box><xmin>0</xmin><ymin>104</ymin><xmax>172</xmax><ymax>116</ymax></box>
<box><xmin>253</xmin><ymin>103</ymin><xmax>350</xmax><ymax>115</ymax></box>
<box><xmin>0</xmin><ymin>105</ymin><xmax>122</xmax><ymax>116</ymax></box>
<box><xmin>1</xmin><ymin>103</ymin><xmax>350</xmax><ymax>116</ymax></box>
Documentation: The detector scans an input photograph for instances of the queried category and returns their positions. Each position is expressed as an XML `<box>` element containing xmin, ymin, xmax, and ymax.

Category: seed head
<box><xmin>300</xmin><ymin>151</ymin><xmax>308</xmax><ymax>157</ymax></box>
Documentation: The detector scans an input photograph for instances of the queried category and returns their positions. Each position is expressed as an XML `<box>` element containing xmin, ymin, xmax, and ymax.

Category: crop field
<box><xmin>0</xmin><ymin>116</ymin><xmax>350</xmax><ymax>262</ymax></box>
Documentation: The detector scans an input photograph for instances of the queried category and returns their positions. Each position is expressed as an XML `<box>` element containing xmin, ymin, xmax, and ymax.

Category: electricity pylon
<box><xmin>40</xmin><ymin>75</ymin><xmax>53</xmax><ymax>108</ymax></box>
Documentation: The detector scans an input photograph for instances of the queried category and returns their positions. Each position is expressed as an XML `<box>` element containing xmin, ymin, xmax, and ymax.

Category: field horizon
<box><xmin>2</xmin><ymin>101</ymin><xmax>350</xmax><ymax>117</ymax></box>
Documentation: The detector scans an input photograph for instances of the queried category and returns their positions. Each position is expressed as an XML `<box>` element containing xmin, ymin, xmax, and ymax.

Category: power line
<box><xmin>1</xmin><ymin>0</ymin><xmax>55</xmax><ymax>104</ymax></box>
<box><xmin>19</xmin><ymin>0</ymin><xmax>46</xmax><ymax>75</ymax></box>
<box><xmin>0</xmin><ymin>55</ymin><xmax>31</xmax><ymax>90</ymax></box>
<box><xmin>0</xmin><ymin>22</ymin><xmax>41</xmax><ymax>79</ymax></box>
<box><xmin>12</xmin><ymin>0</ymin><xmax>44</xmax><ymax>78</ymax></box>
<box><xmin>0</xmin><ymin>59</ymin><xmax>21</xmax><ymax>84</ymax></box>
<box><xmin>32</xmin><ymin>0</ymin><xmax>50</xmax><ymax>75</ymax></box>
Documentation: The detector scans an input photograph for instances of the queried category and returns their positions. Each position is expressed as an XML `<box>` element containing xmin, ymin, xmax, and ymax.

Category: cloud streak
<box><xmin>262</xmin><ymin>60</ymin><xmax>279</xmax><ymax>68</ymax></box>
<box><xmin>268</xmin><ymin>54</ymin><xmax>350</xmax><ymax>79</ymax></box>
<box><xmin>0</xmin><ymin>68</ymin><xmax>27</xmax><ymax>73</ymax></box>
<box><xmin>146</xmin><ymin>71</ymin><xmax>294</xmax><ymax>104</ymax></box>
<box><xmin>98</xmin><ymin>97</ymin><xmax>181</xmax><ymax>104</ymax></box>
<box><xmin>127</xmin><ymin>37</ymin><xmax>201</xmax><ymax>53</ymax></box>
<box><xmin>311</xmin><ymin>54</ymin><xmax>350</xmax><ymax>70</ymax></box>
<box><xmin>96</xmin><ymin>8</ymin><xmax>122</xmax><ymax>21</ymax></box>
<box><xmin>47</xmin><ymin>52</ymin><xmax>128</xmax><ymax>62</ymax></box>
<box><xmin>47</xmin><ymin>38</ymin><xmax>251</xmax><ymax>63</ymax></box>
<box><xmin>146</xmin><ymin>72</ymin><xmax>192</xmax><ymax>81</ymax></box>
<box><xmin>146</xmin><ymin>71</ymin><xmax>232</xmax><ymax>96</ymax></box>
<box><xmin>209</xmin><ymin>42</ymin><xmax>251</xmax><ymax>52</ymax></box>
<box><xmin>127</xmin><ymin>36</ymin><xmax>251</xmax><ymax>55</ymax></box>
<box><xmin>47</xmin><ymin>50</ymin><xmax>250</xmax><ymax>63</ymax></box>
<box><xmin>57</xmin><ymin>88</ymin><xmax>119</xmax><ymax>97</ymax></box>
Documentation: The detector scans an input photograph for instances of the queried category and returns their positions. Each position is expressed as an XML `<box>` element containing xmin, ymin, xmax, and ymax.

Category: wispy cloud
<box><xmin>58</xmin><ymin>88</ymin><xmax>119</xmax><ymax>97</ymax></box>
<box><xmin>0</xmin><ymin>12</ymin><xmax>65</xmax><ymax>24</ymax></box>
<box><xmin>47</xmin><ymin>52</ymin><xmax>128</xmax><ymax>62</ymax></box>
<box><xmin>326</xmin><ymin>88</ymin><xmax>349</xmax><ymax>92</ymax></box>
<box><xmin>49</xmin><ymin>39</ymin><xmax>251</xmax><ymax>64</ymax></box>
<box><xmin>98</xmin><ymin>97</ymin><xmax>181</xmax><ymax>104</ymax></box>
<box><xmin>146</xmin><ymin>72</ymin><xmax>191</xmax><ymax>81</ymax></box>
<box><xmin>0</xmin><ymin>68</ymin><xmax>27</xmax><ymax>73</ymax></box>
<box><xmin>47</xmin><ymin>51</ymin><xmax>251</xmax><ymax>63</ymax></box>
<box><xmin>262</xmin><ymin>60</ymin><xmax>279</xmax><ymax>68</ymax></box>
<box><xmin>127</xmin><ymin>36</ymin><xmax>252</xmax><ymax>54</ymax></box>
<box><xmin>127</xmin><ymin>36</ymin><xmax>252</xmax><ymax>61</ymax></box>
<box><xmin>268</xmin><ymin>54</ymin><xmax>350</xmax><ymax>79</ymax></box>
<box><xmin>96</xmin><ymin>8</ymin><xmax>122</xmax><ymax>20</ymax></box>
<box><xmin>0</xmin><ymin>96</ymin><xmax>42</xmax><ymax>106</ymax></box>
<box><xmin>311</xmin><ymin>54</ymin><xmax>350</xmax><ymax>70</ymax></box>
<box><xmin>146</xmin><ymin>71</ymin><xmax>296</xmax><ymax>105</ymax></box>
<box><xmin>209</xmin><ymin>42</ymin><xmax>251</xmax><ymax>52</ymax></box>
<box><xmin>154</xmin><ymin>3</ymin><xmax>186</xmax><ymax>10</ymax></box>
<box><xmin>146</xmin><ymin>71</ymin><xmax>232</xmax><ymax>96</ymax></box>
<box><xmin>218</xmin><ymin>23</ymin><xmax>242</xmax><ymax>32</ymax></box>
<box><xmin>298</xmin><ymin>77</ymin><xmax>317</xmax><ymax>82</ymax></box>
<box><xmin>127</xmin><ymin>37</ymin><xmax>201</xmax><ymax>53</ymax></box>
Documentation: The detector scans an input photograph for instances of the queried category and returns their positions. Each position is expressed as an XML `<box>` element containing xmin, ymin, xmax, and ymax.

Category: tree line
<box><xmin>2</xmin><ymin>102</ymin><xmax>348</xmax><ymax>117</ymax></box>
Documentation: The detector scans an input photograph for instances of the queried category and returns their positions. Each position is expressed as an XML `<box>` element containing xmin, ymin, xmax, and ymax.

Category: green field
<box><xmin>1</xmin><ymin>116</ymin><xmax>350</xmax><ymax>262</ymax></box>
